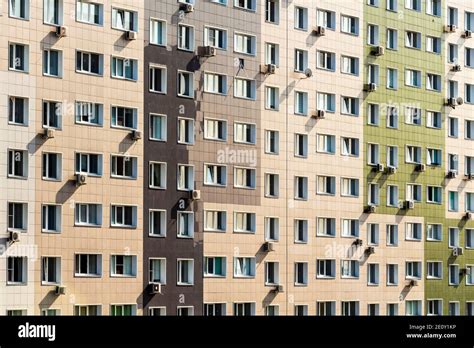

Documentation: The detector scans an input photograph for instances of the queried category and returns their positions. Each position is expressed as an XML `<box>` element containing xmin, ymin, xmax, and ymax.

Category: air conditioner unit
<box><xmin>313</xmin><ymin>26</ymin><xmax>326</xmax><ymax>36</ymax></box>
<box><xmin>407</xmin><ymin>279</ymin><xmax>418</xmax><ymax>287</ymax></box>
<box><xmin>191</xmin><ymin>190</ymin><xmax>201</xmax><ymax>201</ymax></box>
<box><xmin>366</xmin><ymin>246</ymin><xmax>375</xmax><ymax>255</ymax></box>
<box><xmin>42</xmin><ymin>128</ymin><xmax>54</xmax><ymax>139</ymax></box>
<box><xmin>55</xmin><ymin>286</ymin><xmax>66</xmax><ymax>295</ymax></box>
<box><xmin>354</xmin><ymin>238</ymin><xmax>363</xmax><ymax>247</ymax></box>
<box><xmin>461</xmin><ymin>268</ymin><xmax>470</xmax><ymax>276</ymax></box>
<box><xmin>452</xmin><ymin>64</ymin><xmax>462</xmax><ymax>72</ymax></box>
<box><xmin>126</xmin><ymin>31</ymin><xmax>138</xmax><ymax>40</ymax></box>
<box><xmin>266</xmin><ymin>64</ymin><xmax>277</xmax><ymax>74</ymax></box>
<box><xmin>55</xmin><ymin>26</ymin><xmax>67</xmax><ymax>38</ymax></box>
<box><xmin>130</xmin><ymin>130</ymin><xmax>142</xmax><ymax>141</ymax></box>
<box><xmin>9</xmin><ymin>231</ymin><xmax>20</xmax><ymax>243</ymax></box>
<box><xmin>406</xmin><ymin>200</ymin><xmax>415</xmax><ymax>210</ymax></box>
<box><xmin>263</xmin><ymin>241</ymin><xmax>275</xmax><ymax>252</ymax></box>
<box><xmin>444</xmin><ymin>24</ymin><xmax>457</xmax><ymax>33</ymax></box>
<box><xmin>312</xmin><ymin>110</ymin><xmax>325</xmax><ymax>119</ymax></box>
<box><xmin>416</xmin><ymin>164</ymin><xmax>426</xmax><ymax>173</ymax></box>
<box><xmin>453</xmin><ymin>247</ymin><xmax>464</xmax><ymax>256</ymax></box>
<box><xmin>372</xmin><ymin>46</ymin><xmax>385</xmax><ymax>56</ymax></box>
<box><xmin>199</xmin><ymin>46</ymin><xmax>217</xmax><ymax>57</ymax></box>
<box><xmin>463</xmin><ymin>30</ymin><xmax>472</xmax><ymax>39</ymax></box>
<box><xmin>75</xmin><ymin>173</ymin><xmax>87</xmax><ymax>186</ymax></box>
<box><xmin>365</xmin><ymin>83</ymin><xmax>377</xmax><ymax>92</ymax></box>
<box><xmin>465</xmin><ymin>212</ymin><xmax>473</xmax><ymax>220</ymax></box>
<box><xmin>466</xmin><ymin>174</ymin><xmax>474</xmax><ymax>180</ymax></box>
<box><xmin>457</xmin><ymin>97</ymin><xmax>464</xmax><ymax>105</ymax></box>
<box><xmin>366</xmin><ymin>205</ymin><xmax>376</xmax><ymax>214</ymax></box>
<box><xmin>272</xmin><ymin>285</ymin><xmax>284</xmax><ymax>293</ymax></box>
<box><xmin>180</xmin><ymin>3</ymin><xmax>194</xmax><ymax>13</ymax></box>
<box><xmin>387</xmin><ymin>166</ymin><xmax>397</xmax><ymax>174</ymax></box>
<box><xmin>447</xmin><ymin>170</ymin><xmax>458</xmax><ymax>179</ymax></box>
<box><xmin>376</xmin><ymin>163</ymin><xmax>385</xmax><ymax>173</ymax></box>
<box><xmin>150</xmin><ymin>283</ymin><xmax>162</xmax><ymax>295</ymax></box>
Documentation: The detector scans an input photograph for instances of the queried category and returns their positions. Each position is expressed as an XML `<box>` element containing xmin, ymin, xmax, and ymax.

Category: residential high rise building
<box><xmin>0</xmin><ymin>0</ymin><xmax>473</xmax><ymax>316</ymax></box>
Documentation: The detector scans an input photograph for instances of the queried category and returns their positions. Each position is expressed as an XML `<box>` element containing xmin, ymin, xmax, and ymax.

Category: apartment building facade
<box><xmin>0</xmin><ymin>0</ymin><xmax>473</xmax><ymax>316</ymax></box>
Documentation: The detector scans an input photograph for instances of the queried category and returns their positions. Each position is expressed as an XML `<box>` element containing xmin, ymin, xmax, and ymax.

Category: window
<box><xmin>42</xmin><ymin>205</ymin><xmax>61</xmax><ymax>233</ymax></box>
<box><xmin>74</xmin><ymin>305</ymin><xmax>101</xmax><ymax>316</ymax></box>
<box><xmin>234</xmin><ymin>303</ymin><xmax>255</xmax><ymax>316</ymax></box>
<box><xmin>265</xmin><ymin>86</ymin><xmax>279</xmax><ymax>110</ymax></box>
<box><xmin>149</xmin><ymin>162</ymin><xmax>166</xmax><ymax>189</ymax></box>
<box><xmin>234</xmin><ymin>78</ymin><xmax>256</xmax><ymax>99</ymax></box>
<box><xmin>234</xmin><ymin>212</ymin><xmax>256</xmax><ymax>233</ymax></box>
<box><xmin>368</xmin><ymin>264</ymin><xmax>380</xmax><ymax>285</ymax></box>
<box><xmin>386</xmin><ymin>106</ymin><xmax>398</xmax><ymax>129</ymax></box>
<box><xmin>426</xmin><ymin>73</ymin><xmax>441</xmax><ymax>91</ymax></box>
<box><xmin>43</xmin><ymin>49</ymin><xmax>62</xmax><ymax>77</ymax></box>
<box><xmin>177</xmin><ymin>211</ymin><xmax>194</xmax><ymax>238</ymax></box>
<box><xmin>265</xmin><ymin>262</ymin><xmax>280</xmax><ymax>285</ymax></box>
<box><xmin>76</xmin><ymin>0</ymin><xmax>103</xmax><ymax>25</ymax></box>
<box><xmin>466</xmin><ymin>156</ymin><xmax>474</xmax><ymax>175</ymax></box>
<box><xmin>149</xmin><ymin>66</ymin><xmax>166</xmax><ymax>93</ymax></box>
<box><xmin>467</xmin><ymin>230</ymin><xmax>474</xmax><ymax>249</ymax></box>
<box><xmin>177</xmin><ymin>118</ymin><xmax>194</xmax><ymax>144</ymax></box>
<box><xmin>426</xmin><ymin>111</ymin><xmax>441</xmax><ymax>129</ymax></box>
<box><xmin>149</xmin><ymin>258</ymin><xmax>166</xmax><ymax>284</ymax></box>
<box><xmin>204</xmin><ymin>257</ymin><xmax>226</xmax><ymax>277</ymax></box>
<box><xmin>427</xmin><ymin>224</ymin><xmax>442</xmax><ymax>241</ymax></box>
<box><xmin>341</xmin><ymin>137</ymin><xmax>359</xmax><ymax>157</ymax></box>
<box><xmin>342</xmin><ymin>301</ymin><xmax>359</xmax><ymax>316</ymax></box>
<box><xmin>111</xmin><ymin>155</ymin><xmax>137</xmax><ymax>179</ymax></box>
<box><xmin>406</xmin><ymin>261</ymin><xmax>422</xmax><ymax>279</ymax></box>
<box><xmin>295</xmin><ymin>305</ymin><xmax>308</xmax><ymax>316</ymax></box>
<box><xmin>387</xmin><ymin>146</ymin><xmax>398</xmax><ymax>168</ymax></box>
<box><xmin>234</xmin><ymin>122</ymin><xmax>256</xmax><ymax>144</ymax></box>
<box><xmin>234</xmin><ymin>257</ymin><xmax>255</xmax><ymax>277</ymax></box>
<box><xmin>111</xmin><ymin>57</ymin><xmax>137</xmax><ymax>81</ymax></box>
<box><xmin>427</xmin><ymin>261</ymin><xmax>442</xmax><ymax>279</ymax></box>
<box><xmin>466</xmin><ymin>120</ymin><xmax>474</xmax><ymax>140</ymax></box>
<box><xmin>234</xmin><ymin>167</ymin><xmax>256</xmax><ymax>189</ymax></box>
<box><xmin>149</xmin><ymin>210</ymin><xmax>166</xmax><ymax>237</ymax></box>
<box><xmin>341</xmin><ymin>56</ymin><xmax>359</xmax><ymax>75</ymax></box>
<box><xmin>110</xmin><ymin>305</ymin><xmax>136</xmax><ymax>316</ymax></box>
<box><xmin>448</xmin><ymin>117</ymin><xmax>458</xmax><ymax>138</ymax></box>
<box><xmin>294</xmin><ymin>219</ymin><xmax>308</xmax><ymax>243</ymax></box>
<box><xmin>368</xmin><ymin>64</ymin><xmax>379</xmax><ymax>84</ymax></box>
<box><xmin>41</xmin><ymin>309</ymin><xmax>59</xmax><ymax>316</ymax></box>
<box><xmin>177</xmin><ymin>259</ymin><xmax>194</xmax><ymax>285</ymax></box>
<box><xmin>406</xmin><ymin>222</ymin><xmax>422</xmax><ymax>241</ymax></box>
<box><xmin>341</xmin><ymin>178</ymin><xmax>359</xmax><ymax>197</ymax></box>
<box><xmin>449</xmin><ymin>80</ymin><xmax>459</xmax><ymax>98</ymax></box>
<box><xmin>75</xmin><ymin>153</ymin><xmax>102</xmax><ymax>176</ymax></box>
<box><xmin>265</xmin><ymin>0</ymin><xmax>279</xmax><ymax>23</ymax></box>
<box><xmin>76</xmin><ymin>51</ymin><xmax>102</xmax><ymax>75</ymax></box>
<box><xmin>8</xmin><ymin>96</ymin><xmax>28</xmax><ymax>125</ymax></box>
<box><xmin>8</xmin><ymin>149</ymin><xmax>27</xmax><ymax>178</ymax></box>
<box><xmin>317</xmin><ymin>218</ymin><xmax>336</xmax><ymax>237</ymax></box>
<box><xmin>386</xmin><ymin>68</ymin><xmax>398</xmax><ymax>89</ymax></box>
<box><xmin>265</xmin><ymin>305</ymin><xmax>279</xmax><ymax>316</ymax></box>
<box><xmin>295</xmin><ymin>262</ymin><xmax>308</xmax><ymax>285</ymax></box>
<box><xmin>75</xmin><ymin>102</ymin><xmax>103</xmax><ymax>126</ymax></box>
<box><xmin>468</xmin><ymin>193</ymin><xmax>474</xmax><ymax>212</ymax></box>
<box><xmin>448</xmin><ymin>44</ymin><xmax>458</xmax><ymax>64</ymax></box>
<box><xmin>177</xmin><ymin>164</ymin><xmax>194</xmax><ymax>190</ymax></box>
<box><xmin>427</xmin><ymin>300</ymin><xmax>443</xmax><ymax>316</ymax></box>
<box><xmin>387</xmin><ymin>225</ymin><xmax>398</xmax><ymax>246</ymax></box>
<box><xmin>7</xmin><ymin>257</ymin><xmax>27</xmax><ymax>284</ymax></box>
<box><xmin>367</xmin><ymin>24</ymin><xmax>379</xmax><ymax>45</ymax></box>
<box><xmin>405</xmin><ymin>69</ymin><xmax>421</xmax><ymax>87</ymax></box>
<box><xmin>317</xmin><ymin>9</ymin><xmax>335</xmax><ymax>30</ymax></box>
<box><xmin>341</xmin><ymin>15</ymin><xmax>359</xmax><ymax>35</ymax></box>
<box><xmin>387</xmin><ymin>304</ymin><xmax>398</xmax><ymax>316</ymax></box>
<box><xmin>448</xmin><ymin>7</ymin><xmax>458</xmax><ymax>26</ymax></box>
<box><xmin>341</xmin><ymin>219</ymin><xmax>359</xmax><ymax>238</ymax></box>
<box><xmin>405</xmin><ymin>0</ymin><xmax>421</xmax><ymax>11</ymax></box>
<box><xmin>111</xmin><ymin>255</ymin><xmax>137</xmax><ymax>277</ymax></box>
<box><xmin>406</xmin><ymin>300</ymin><xmax>422</xmax><ymax>316</ymax></box>
<box><xmin>203</xmin><ymin>164</ymin><xmax>226</xmax><ymax>187</ymax></box>
<box><xmin>341</xmin><ymin>260</ymin><xmax>359</xmax><ymax>278</ymax></box>
<box><xmin>317</xmin><ymin>259</ymin><xmax>335</xmax><ymax>278</ymax></box>
<box><xmin>234</xmin><ymin>0</ymin><xmax>256</xmax><ymax>11</ymax></box>
<box><xmin>294</xmin><ymin>49</ymin><xmax>308</xmax><ymax>72</ymax></box>
<box><xmin>406</xmin><ymin>145</ymin><xmax>421</xmax><ymax>164</ymax></box>
<box><xmin>385</xmin><ymin>29</ymin><xmax>399</xmax><ymax>52</ymax></box>
<box><xmin>449</xmin><ymin>191</ymin><xmax>459</xmax><ymax>212</ymax></box>
<box><xmin>467</xmin><ymin>11</ymin><xmax>474</xmax><ymax>31</ymax></box>
<box><xmin>295</xmin><ymin>91</ymin><xmax>308</xmax><ymax>115</ymax></box>
<box><xmin>406</xmin><ymin>184</ymin><xmax>422</xmax><ymax>202</ymax></box>
<box><xmin>317</xmin><ymin>51</ymin><xmax>336</xmax><ymax>71</ymax></box>
<box><xmin>368</xmin><ymin>224</ymin><xmax>379</xmax><ymax>245</ymax></box>
<box><xmin>265</xmin><ymin>217</ymin><xmax>279</xmax><ymax>241</ymax></box>
<box><xmin>43</xmin><ymin>100</ymin><xmax>61</xmax><ymax>129</ymax></box>
<box><xmin>9</xmin><ymin>0</ymin><xmax>29</xmax><ymax>19</ymax></box>
<box><xmin>112</xmin><ymin>7</ymin><xmax>137</xmax><ymax>32</ymax></box>
<box><xmin>177</xmin><ymin>24</ymin><xmax>194</xmax><ymax>51</ymax></box>
<box><xmin>204</xmin><ymin>210</ymin><xmax>226</xmax><ymax>232</ymax></box>
<box><xmin>368</xmin><ymin>183</ymin><xmax>380</xmax><ymax>205</ymax></box>
<box><xmin>204</xmin><ymin>26</ymin><xmax>227</xmax><ymax>49</ymax></box>
<box><xmin>449</xmin><ymin>227</ymin><xmax>460</xmax><ymax>248</ymax></box>
<box><xmin>427</xmin><ymin>186</ymin><xmax>442</xmax><ymax>204</ymax></box>
<box><xmin>75</xmin><ymin>254</ymin><xmax>101</xmax><ymax>277</ymax></box>
<box><xmin>204</xmin><ymin>304</ymin><xmax>226</xmax><ymax>316</ymax></box>
<box><xmin>204</xmin><ymin>72</ymin><xmax>226</xmax><ymax>95</ymax></box>
<box><xmin>426</xmin><ymin>0</ymin><xmax>441</xmax><ymax>16</ymax></box>
<box><xmin>427</xmin><ymin>149</ymin><xmax>441</xmax><ymax>166</ymax></box>
<box><xmin>234</xmin><ymin>33</ymin><xmax>256</xmax><ymax>55</ymax></box>
<box><xmin>265</xmin><ymin>42</ymin><xmax>279</xmax><ymax>65</ymax></box>
<box><xmin>469</xmin><ymin>303</ymin><xmax>474</xmax><ymax>316</ymax></box>
<box><xmin>467</xmin><ymin>84</ymin><xmax>474</xmax><ymax>104</ymax></box>
<box><xmin>426</xmin><ymin>37</ymin><xmax>441</xmax><ymax>55</ymax></box>
<box><xmin>341</xmin><ymin>97</ymin><xmax>359</xmax><ymax>116</ymax></box>
<box><xmin>368</xmin><ymin>104</ymin><xmax>379</xmax><ymax>125</ymax></box>
<box><xmin>367</xmin><ymin>143</ymin><xmax>380</xmax><ymax>165</ymax></box>
<box><xmin>466</xmin><ymin>48</ymin><xmax>474</xmax><ymax>68</ymax></box>
<box><xmin>317</xmin><ymin>134</ymin><xmax>336</xmax><ymax>154</ymax></box>
<box><xmin>317</xmin><ymin>93</ymin><xmax>336</xmax><ymax>113</ymax></box>
<box><xmin>42</xmin><ymin>152</ymin><xmax>61</xmax><ymax>181</ymax></box>
<box><xmin>467</xmin><ymin>265</ymin><xmax>474</xmax><ymax>285</ymax></box>
<box><xmin>387</xmin><ymin>185</ymin><xmax>399</xmax><ymax>207</ymax></box>
<box><xmin>265</xmin><ymin>174</ymin><xmax>279</xmax><ymax>198</ymax></box>
<box><xmin>386</xmin><ymin>0</ymin><xmax>397</xmax><ymax>11</ymax></box>
<box><xmin>44</xmin><ymin>0</ymin><xmax>62</xmax><ymax>25</ymax></box>
<box><xmin>317</xmin><ymin>302</ymin><xmax>336</xmax><ymax>316</ymax></box>
<box><xmin>9</xmin><ymin>43</ymin><xmax>29</xmax><ymax>72</ymax></box>
<box><xmin>111</xmin><ymin>106</ymin><xmax>137</xmax><ymax>130</ymax></box>
<box><xmin>295</xmin><ymin>177</ymin><xmax>308</xmax><ymax>200</ymax></box>
<box><xmin>448</xmin><ymin>154</ymin><xmax>459</xmax><ymax>172</ymax></box>
<box><xmin>147</xmin><ymin>114</ymin><xmax>167</xmax><ymax>141</ymax></box>
<box><xmin>111</xmin><ymin>205</ymin><xmax>137</xmax><ymax>228</ymax></box>
<box><xmin>150</xmin><ymin>19</ymin><xmax>166</xmax><ymax>46</ymax></box>
<box><xmin>449</xmin><ymin>302</ymin><xmax>460</xmax><ymax>316</ymax></box>
<box><xmin>75</xmin><ymin>203</ymin><xmax>102</xmax><ymax>227</ymax></box>
<box><xmin>317</xmin><ymin>176</ymin><xmax>336</xmax><ymax>195</ymax></box>
<box><xmin>387</xmin><ymin>264</ymin><xmax>398</xmax><ymax>285</ymax></box>
<box><xmin>294</xmin><ymin>7</ymin><xmax>308</xmax><ymax>30</ymax></box>
<box><xmin>294</xmin><ymin>133</ymin><xmax>308</xmax><ymax>158</ymax></box>
<box><xmin>265</xmin><ymin>130</ymin><xmax>279</xmax><ymax>154</ymax></box>
<box><xmin>368</xmin><ymin>0</ymin><xmax>379</xmax><ymax>6</ymax></box>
